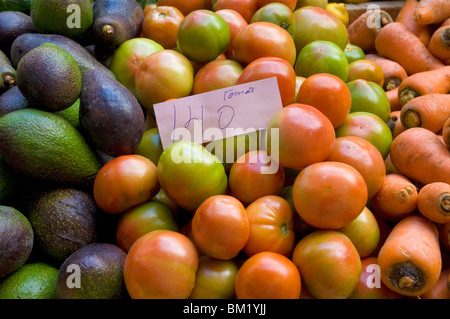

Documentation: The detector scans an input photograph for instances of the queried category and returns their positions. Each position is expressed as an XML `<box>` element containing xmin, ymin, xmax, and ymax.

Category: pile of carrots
<box><xmin>347</xmin><ymin>0</ymin><xmax>450</xmax><ymax>298</ymax></box>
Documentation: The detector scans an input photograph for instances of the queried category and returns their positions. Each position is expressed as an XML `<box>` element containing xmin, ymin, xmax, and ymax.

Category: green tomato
<box><xmin>251</xmin><ymin>3</ymin><xmax>296</xmax><ymax>39</ymax></box>
<box><xmin>134</xmin><ymin>128</ymin><xmax>164</xmax><ymax>166</ymax></box>
<box><xmin>177</xmin><ymin>9</ymin><xmax>230</xmax><ymax>63</ymax></box>
<box><xmin>344</xmin><ymin>43</ymin><xmax>365</xmax><ymax>64</ymax></box>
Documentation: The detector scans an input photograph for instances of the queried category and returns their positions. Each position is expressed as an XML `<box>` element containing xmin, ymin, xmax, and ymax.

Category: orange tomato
<box><xmin>141</xmin><ymin>6</ymin><xmax>184</xmax><ymax>49</ymax></box>
<box><xmin>235</xmin><ymin>251</ymin><xmax>301</xmax><ymax>299</ymax></box>
<box><xmin>123</xmin><ymin>230</ymin><xmax>198</xmax><ymax>299</ymax></box>
<box><xmin>157</xmin><ymin>0</ymin><xmax>210</xmax><ymax>16</ymax></box>
<box><xmin>347</xmin><ymin>59</ymin><xmax>385</xmax><ymax>88</ymax></box>
<box><xmin>192</xmin><ymin>58</ymin><xmax>243</xmax><ymax>94</ymax></box>
<box><xmin>257</xmin><ymin>0</ymin><xmax>296</xmax><ymax>11</ymax></box>
<box><xmin>292</xmin><ymin>161</ymin><xmax>368</xmax><ymax>229</ymax></box>
<box><xmin>214</xmin><ymin>0</ymin><xmax>259</xmax><ymax>23</ymax></box>
<box><xmin>192</xmin><ymin>195</ymin><xmax>250</xmax><ymax>260</ymax></box>
<box><xmin>296</xmin><ymin>73</ymin><xmax>351</xmax><ymax>128</ymax></box>
<box><xmin>215</xmin><ymin>9</ymin><xmax>248</xmax><ymax>58</ymax></box>
<box><xmin>243</xmin><ymin>195</ymin><xmax>295</xmax><ymax>257</ymax></box>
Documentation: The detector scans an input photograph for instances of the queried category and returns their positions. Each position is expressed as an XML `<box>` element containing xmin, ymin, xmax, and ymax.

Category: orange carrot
<box><xmin>386</xmin><ymin>88</ymin><xmax>402</xmax><ymax>112</ymax></box>
<box><xmin>347</xmin><ymin>10</ymin><xmax>393</xmax><ymax>52</ymax></box>
<box><xmin>397</xmin><ymin>66</ymin><xmax>450</xmax><ymax>106</ymax></box>
<box><xmin>399</xmin><ymin>94</ymin><xmax>450</xmax><ymax>133</ymax></box>
<box><xmin>395</xmin><ymin>0</ymin><xmax>431</xmax><ymax>46</ymax></box>
<box><xmin>441</xmin><ymin>18</ymin><xmax>450</xmax><ymax>28</ymax></box>
<box><xmin>417</xmin><ymin>182</ymin><xmax>450</xmax><ymax>224</ymax></box>
<box><xmin>428</xmin><ymin>26</ymin><xmax>450</xmax><ymax>62</ymax></box>
<box><xmin>375</xmin><ymin>22</ymin><xmax>445</xmax><ymax>75</ymax></box>
<box><xmin>420</xmin><ymin>267</ymin><xmax>450</xmax><ymax>299</ymax></box>
<box><xmin>377</xmin><ymin>214</ymin><xmax>442</xmax><ymax>297</ymax></box>
<box><xmin>365</xmin><ymin>53</ymin><xmax>408</xmax><ymax>91</ymax></box>
<box><xmin>371</xmin><ymin>173</ymin><xmax>418</xmax><ymax>221</ymax></box>
<box><xmin>443</xmin><ymin>117</ymin><xmax>450</xmax><ymax>150</ymax></box>
<box><xmin>390</xmin><ymin>127</ymin><xmax>450</xmax><ymax>185</ymax></box>
<box><xmin>438</xmin><ymin>222</ymin><xmax>450</xmax><ymax>252</ymax></box>
<box><xmin>413</xmin><ymin>0</ymin><xmax>450</xmax><ymax>26</ymax></box>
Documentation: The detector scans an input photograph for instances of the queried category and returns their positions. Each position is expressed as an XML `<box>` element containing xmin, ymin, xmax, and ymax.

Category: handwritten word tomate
<box><xmin>223</xmin><ymin>86</ymin><xmax>256</xmax><ymax>101</ymax></box>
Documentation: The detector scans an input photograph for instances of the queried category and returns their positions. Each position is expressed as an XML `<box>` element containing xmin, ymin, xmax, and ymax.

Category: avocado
<box><xmin>0</xmin><ymin>108</ymin><xmax>102</xmax><ymax>188</ymax></box>
<box><xmin>0</xmin><ymin>11</ymin><xmax>36</xmax><ymax>57</ymax></box>
<box><xmin>0</xmin><ymin>205</ymin><xmax>34</xmax><ymax>278</ymax></box>
<box><xmin>10</xmin><ymin>33</ymin><xmax>115</xmax><ymax>78</ymax></box>
<box><xmin>0</xmin><ymin>50</ymin><xmax>16</xmax><ymax>91</ymax></box>
<box><xmin>0</xmin><ymin>154</ymin><xmax>20</xmax><ymax>205</ymax></box>
<box><xmin>30</xmin><ymin>0</ymin><xmax>93</xmax><ymax>41</ymax></box>
<box><xmin>54</xmin><ymin>98</ymin><xmax>80</xmax><ymax>128</ymax></box>
<box><xmin>79</xmin><ymin>68</ymin><xmax>145</xmax><ymax>157</ymax></box>
<box><xmin>0</xmin><ymin>86</ymin><xmax>30</xmax><ymax>117</ymax></box>
<box><xmin>16</xmin><ymin>42</ymin><xmax>81</xmax><ymax>112</ymax></box>
<box><xmin>27</xmin><ymin>187</ymin><xmax>99</xmax><ymax>263</ymax></box>
<box><xmin>55</xmin><ymin>243</ymin><xmax>127</xmax><ymax>299</ymax></box>
<box><xmin>0</xmin><ymin>0</ymin><xmax>32</xmax><ymax>13</ymax></box>
<box><xmin>93</xmin><ymin>0</ymin><xmax>144</xmax><ymax>48</ymax></box>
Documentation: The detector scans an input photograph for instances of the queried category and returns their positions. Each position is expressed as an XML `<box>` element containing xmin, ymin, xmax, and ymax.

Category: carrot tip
<box><xmin>399</xmin><ymin>89</ymin><xmax>419</xmax><ymax>106</ymax></box>
<box><xmin>440</xmin><ymin>194</ymin><xmax>450</xmax><ymax>214</ymax></box>
<box><xmin>388</xmin><ymin>261</ymin><xmax>426</xmax><ymax>293</ymax></box>
<box><xmin>402</xmin><ymin>110</ymin><xmax>422</xmax><ymax>129</ymax></box>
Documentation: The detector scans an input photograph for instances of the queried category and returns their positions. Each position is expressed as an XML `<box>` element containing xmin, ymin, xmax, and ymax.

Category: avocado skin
<box><xmin>0</xmin><ymin>11</ymin><xmax>36</xmax><ymax>57</ymax></box>
<box><xmin>93</xmin><ymin>0</ymin><xmax>144</xmax><ymax>48</ymax></box>
<box><xmin>0</xmin><ymin>205</ymin><xmax>34</xmax><ymax>277</ymax></box>
<box><xmin>0</xmin><ymin>85</ymin><xmax>30</xmax><ymax>117</ymax></box>
<box><xmin>10</xmin><ymin>33</ymin><xmax>115</xmax><ymax>78</ymax></box>
<box><xmin>80</xmin><ymin>69</ymin><xmax>145</xmax><ymax>157</ymax></box>
<box><xmin>56</xmin><ymin>243</ymin><xmax>127</xmax><ymax>299</ymax></box>
<box><xmin>28</xmin><ymin>188</ymin><xmax>99</xmax><ymax>263</ymax></box>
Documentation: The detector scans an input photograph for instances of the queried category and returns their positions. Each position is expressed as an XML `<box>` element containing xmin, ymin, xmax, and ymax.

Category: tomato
<box><xmin>337</xmin><ymin>207</ymin><xmax>380</xmax><ymax>258</ymax></box>
<box><xmin>215</xmin><ymin>9</ymin><xmax>248</xmax><ymax>59</ymax></box>
<box><xmin>295</xmin><ymin>40</ymin><xmax>349</xmax><ymax>82</ymax></box>
<box><xmin>192</xmin><ymin>58</ymin><xmax>243</xmax><ymax>95</ymax></box>
<box><xmin>214</xmin><ymin>0</ymin><xmax>259</xmax><ymax>23</ymax></box>
<box><xmin>292</xmin><ymin>230</ymin><xmax>362</xmax><ymax>299</ymax></box>
<box><xmin>237</xmin><ymin>56</ymin><xmax>296</xmax><ymax>107</ymax></box>
<box><xmin>157</xmin><ymin>0</ymin><xmax>210</xmax><ymax>16</ymax></box>
<box><xmin>141</xmin><ymin>6</ymin><xmax>184</xmax><ymax>49</ymax></box>
<box><xmin>347</xmin><ymin>59</ymin><xmax>385</xmax><ymax>88</ymax></box>
<box><xmin>232</xmin><ymin>21</ymin><xmax>297</xmax><ymax>67</ymax></box>
<box><xmin>177</xmin><ymin>10</ymin><xmax>230</xmax><ymax>63</ymax></box>
<box><xmin>326</xmin><ymin>136</ymin><xmax>386</xmax><ymax>198</ymax></box>
<box><xmin>293</xmin><ymin>6</ymin><xmax>348</xmax><ymax>53</ymax></box>
<box><xmin>292</xmin><ymin>161</ymin><xmax>368</xmax><ymax>230</ymax></box>
<box><xmin>192</xmin><ymin>195</ymin><xmax>250</xmax><ymax>260</ymax></box>
<box><xmin>133</xmin><ymin>127</ymin><xmax>164</xmax><ymax>166</ymax></box>
<box><xmin>347</xmin><ymin>79</ymin><xmax>391</xmax><ymax>122</ymax></box>
<box><xmin>265</xmin><ymin>103</ymin><xmax>335</xmax><ymax>171</ymax></box>
<box><xmin>115</xmin><ymin>200</ymin><xmax>178</xmax><ymax>252</ymax></box>
<box><xmin>144</xmin><ymin>4</ymin><xmax>158</xmax><ymax>16</ymax></box>
<box><xmin>93</xmin><ymin>155</ymin><xmax>160</xmax><ymax>214</ymax></box>
<box><xmin>157</xmin><ymin>141</ymin><xmax>228</xmax><ymax>212</ymax></box>
<box><xmin>350</xmin><ymin>257</ymin><xmax>405</xmax><ymax>299</ymax></box>
<box><xmin>123</xmin><ymin>230</ymin><xmax>198</xmax><ymax>299</ymax></box>
<box><xmin>235</xmin><ymin>251</ymin><xmax>301</xmax><ymax>299</ymax></box>
<box><xmin>344</xmin><ymin>43</ymin><xmax>366</xmax><ymax>63</ymax></box>
<box><xmin>135</xmin><ymin>49</ymin><xmax>194</xmax><ymax>110</ymax></box>
<box><xmin>109</xmin><ymin>38</ymin><xmax>163</xmax><ymax>97</ymax></box>
<box><xmin>189</xmin><ymin>256</ymin><xmax>239</xmax><ymax>299</ymax></box>
<box><xmin>335</xmin><ymin>111</ymin><xmax>393</xmax><ymax>159</ymax></box>
<box><xmin>251</xmin><ymin>3</ymin><xmax>296</xmax><ymax>39</ymax></box>
<box><xmin>257</xmin><ymin>0</ymin><xmax>296</xmax><ymax>11</ymax></box>
<box><xmin>243</xmin><ymin>195</ymin><xmax>295</xmax><ymax>257</ymax></box>
<box><xmin>228</xmin><ymin>150</ymin><xmax>285</xmax><ymax>206</ymax></box>
<box><xmin>296</xmin><ymin>73</ymin><xmax>351</xmax><ymax>128</ymax></box>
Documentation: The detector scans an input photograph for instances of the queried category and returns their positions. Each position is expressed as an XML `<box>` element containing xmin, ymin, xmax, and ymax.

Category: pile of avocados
<box><xmin>0</xmin><ymin>0</ymin><xmax>153</xmax><ymax>299</ymax></box>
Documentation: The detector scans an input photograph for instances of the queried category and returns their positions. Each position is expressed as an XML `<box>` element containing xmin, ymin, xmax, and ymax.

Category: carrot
<box><xmin>443</xmin><ymin>117</ymin><xmax>450</xmax><ymax>150</ymax></box>
<box><xmin>386</xmin><ymin>111</ymin><xmax>406</xmax><ymax>139</ymax></box>
<box><xmin>397</xmin><ymin>66</ymin><xmax>450</xmax><ymax>106</ymax></box>
<box><xmin>417</xmin><ymin>182</ymin><xmax>450</xmax><ymax>224</ymax></box>
<box><xmin>439</xmin><ymin>222</ymin><xmax>450</xmax><ymax>252</ymax></box>
<box><xmin>386</xmin><ymin>88</ymin><xmax>402</xmax><ymax>112</ymax></box>
<box><xmin>365</xmin><ymin>53</ymin><xmax>408</xmax><ymax>91</ymax></box>
<box><xmin>375</xmin><ymin>22</ymin><xmax>445</xmax><ymax>75</ymax></box>
<box><xmin>420</xmin><ymin>267</ymin><xmax>450</xmax><ymax>299</ymax></box>
<box><xmin>441</xmin><ymin>18</ymin><xmax>450</xmax><ymax>28</ymax></box>
<box><xmin>390</xmin><ymin>127</ymin><xmax>450</xmax><ymax>185</ymax></box>
<box><xmin>395</xmin><ymin>0</ymin><xmax>431</xmax><ymax>46</ymax></box>
<box><xmin>347</xmin><ymin>10</ymin><xmax>393</xmax><ymax>52</ymax></box>
<box><xmin>399</xmin><ymin>94</ymin><xmax>450</xmax><ymax>133</ymax></box>
<box><xmin>371</xmin><ymin>173</ymin><xmax>418</xmax><ymax>221</ymax></box>
<box><xmin>377</xmin><ymin>214</ymin><xmax>441</xmax><ymax>296</ymax></box>
<box><xmin>428</xmin><ymin>26</ymin><xmax>450</xmax><ymax>62</ymax></box>
<box><xmin>413</xmin><ymin>0</ymin><xmax>450</xmax><ymax>26</ymax></box>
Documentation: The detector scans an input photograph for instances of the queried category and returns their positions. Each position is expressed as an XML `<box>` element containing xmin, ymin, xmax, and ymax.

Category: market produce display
<box><xmin>0</xmin><ymin>0</ymin><xmax>449</xmax><ymax>301</ymax></box>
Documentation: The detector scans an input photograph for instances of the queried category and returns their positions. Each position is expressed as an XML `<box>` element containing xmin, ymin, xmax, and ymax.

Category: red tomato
<box><xmin>215</xmin><ymin>9</ymin><xmax>248</xmax><ymax>58</ymax></box>
<box><xmin>347</xmin><ymin>59</ymin><xmax>385</xmax><ymax>87</ymax></box>
<box><xmin>214</xmin><ymin>0</ymin><xmax>259</xmax><ymax>23</ymax></box>
<box><xmin>192</xmin><ymin>58</ymin><xmax>243</xmax><ymax>95</ymax></box>
<box><xmin>296</xmin><ymin>73</ymin><xmax>351</xmax><ymax>128</ymax></box>
<box><xmin>232</xmin><ymin>21</ymin><xmax>297</xmax><ymax>66</ymax></box>
<box><xmin>192</xmin><ymin>195</ymin><xmax>250</xmax><ymax>260</ymax></box>
<box><xmin>257</xmin><ymin>0</ymin><xmax>296</xmax><ymax>11</ymax></box>
<box><xmin>123</xmin><ymin>230</ymin><xmax>198</xmax><ymax>299</ymax></box>
<box><xmin>292</xmin><ymin>161</ymin><xmax>368</xmax><ymax>229</ymax></box>
<box><xmin>141</xmin><ymin>6</ymin><xmax>184</xmax><ymax>49</ymax></box>
<box><xmin>243</xmin><ymin>195</ymin><xmax>295</xmax><ymax>257</ymax></box>
<box><xmin>235</xmin><ymin>251</ymin><xmax>301</xmax><ymax>299</ymax></box>
<box><xmin>237</xmin><ymin>57</ymin><xmax>296</xmax><ymax>107</ymax></box>
<box><xmin>157</xmin><ymin>0</ymin><xmax>210</xmax><ymax>16</ymax></box>
<box><xmin>265</xmin><ymin>103</ymin><xmax>335</xmax><ymax>171</ymax></box>
<box><xmin>228</xmin><ymin>150</ymin><xmax>285</xmax><ymax>206</ymax></box>
<box><xmin>93</xmin><ymin>155</ymin><xmax>160</xmax><ymax>214</ymax></box>
<box><xmin>292</xmin><ymin>230</ymin><xmax>362</xmax><ymax>299</ymax></box>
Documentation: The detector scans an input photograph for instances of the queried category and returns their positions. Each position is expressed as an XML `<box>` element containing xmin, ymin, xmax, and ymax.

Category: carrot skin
<box><xmin>413</xmin><ymin>0</ymin><xmax>450</xmax><ymax>26</ymax></box>
<box><xmin>428</xmin><ymin>26</ymin><xmax>450</xmax><ymax>62</ymax></box>
<box><xmin>417</xmin><ymin>182</ymin><xmax>450</xmax><ymax>224</ymax></box>
<box><xmin>443</xmin><ymin>117</ymin><xmax>450</xmax><ymax>150</ymax></box>
<box><xmin>396</xmin><ymin>0</ymin><xmax>431</xmax><ymax>46</ymax></box>
<box><xmin>365</xmin><ymin>54</ymin><xmax>408</xmax><ymax>91</ymax></box>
